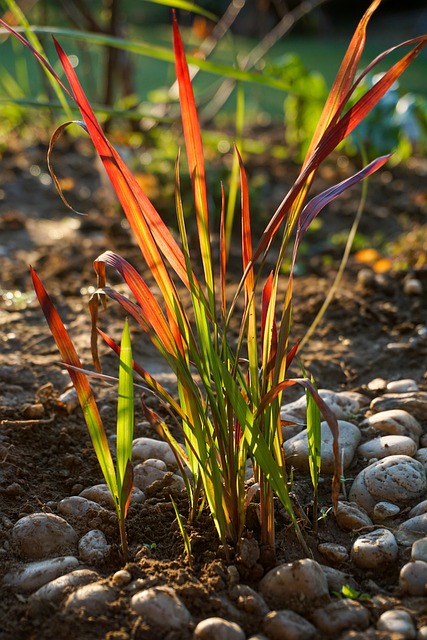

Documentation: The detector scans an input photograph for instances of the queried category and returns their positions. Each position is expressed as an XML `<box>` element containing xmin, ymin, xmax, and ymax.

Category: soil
<box><xmin>0</xmin><ymin>132</ymin><xmax>426</xmax><ymax>639</ymax></box>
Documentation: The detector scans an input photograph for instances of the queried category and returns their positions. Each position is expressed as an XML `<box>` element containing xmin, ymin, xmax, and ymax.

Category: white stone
<box><xmin>58</xmin><ymin>496</ymin><xmax>107</xmax><ymax>518</ymax></box>
<box><xmin>349</xmin><ymin>456</ymin><xmax>427</xmax><ymax>515</ymax></box>
<box><xmin>386</xmin><ymin>379</ymin><xmax>419</xmax><ymax>393</ymax></box>
<box><xmin>335</xmin><ymin>501</ymin><xmax>373</xmax><ymax>531</ymax></box>
<box><xmin>263</xmin><ymin>610</ymin><xmax>317</xmax><ymax>640</ymax></box>
<box><xmin>63</xmin><ymin>581</ymin><xmax>117</xmax><ymax>613</ymax></box>
<box><xmin>418</xmin><ymin>626</ymin><xmax>427</xmax><ymax>640</ymax></box>
<box><xmin>367</xmin><ymin>378</ymin><xmax>387</xmax><ymax>392</ymax></box>
<box><xmin>370</xmin><ymin>393</ymin><xmax>427</xmax><ymax>423</ymax></box>
<box><xmin>12</xmin><ymin>513</ymin><xmax>77</xmax><ymax>560</ymax></box>
<box><xmin>111</xmin><ymin>569</ymin><xmax>132</xmax><ymax>587</ymax></box>
<box><xmin>311</xmin><ymin>599</ymin><xmax>370</xmax><ymax>635</ymax></box>
<box><xmin>412</xmin><ymin>538</ymin><xmax>427</xmax><ymax>562</ymax></box>
<box><xmin>399</xmin><ymin>561</ymin><xmax>427</xmax><ymax>596</ymax></box>
<box><xmin>3</xmin><ymin>556</ymin><xmax>79</xmax><ymax>591</ymax></box>
<box><xmin>28</xmin><ymin>569</ymin><xmax>99</xmax><ymax>611</ymax></box>
<box><xmin>130</xmin><ymin>586</ymin><xmax>191</xmax><ymax>631</ymax></box>
<box><xmin>259</xmin><ymin>558</ymin><xmax>329</xmax><ymax>611</ymax></box>
<box><xmin>132</xmin><ymin>436</ymin><xmax>183</xmax><ymax>468</ymax></box>
<box><xmin>377</xmin><ymin>609</ymin><xmax>416</xmax><ymax>639</ymax></box>
<box><xmin>284</xmin><ymin>420</ymin><xmax>360</xmax><ymax>474</ymax></box>
<box><xmin>351</xmin><ymin>528</ymin><xmax>398</xmax><ymax>569</ymax></box>
<box><xmin>361</xmin><ymin>409</ymin><xmax>422</xmax><ymax>443</ymax></box>
<box><xmin>194</xmin><ymin>617</ymin><xmax>245</xmax><ymax>640</ymax></box>
<box><xmin>80</xmin><ymin>483</ymin><xmax>145</xmax><ymax>508</ymax></box>
<box><xmin>78</xmin><ymin>530</ymin><xmax>111</xmax><ymax>564</ymax></box>
<box><xmin>373</xmin><ymin>502</ymin><xmax>400</xmax><ymax>522</ymax></box>
<box><xmin>281</xmin><ymin>389</ymin><xmax>365</xmax><ymax>423</ymax></box>
<box><xmin>357</xmin><ymin>435</ymin><xmax>417</xmax><ymax>460</ymax></box>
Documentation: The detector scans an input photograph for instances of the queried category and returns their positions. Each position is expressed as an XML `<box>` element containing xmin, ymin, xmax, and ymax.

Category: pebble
<box><xmin>12</xmin><ymin>513</ymin><xmax>78</xmax><ymax>560</ymax></box>
<box><xmin>361</xmin><ymin>409</ymin><xmax>422</xmax><ymax>443</ymax></box>
<box><xmin>335</xmin><ymin>501</ymin><xmax>373</xmax><ymax>531</ymax></box>
<box><xmin>263</xmin><ymin>610</ymin><xmax>317</xmax><ymax>640</ymax></box>
<box><xmin>372</xmin><ymin>501</ymin><xmax>400</xmax><ymax>522</ymax></box>
<box><xmin>111</xmin><ymin>569</ymin><xmax>132</xmax><ymax>587</ymax></box>
<box><xmin>194</xmin><ymin>617</ymin><xmax>245</xmax><ymax>640</ymax></box>
<box><xmin>63</xmin><ymin>581</ymin><xmax>117</xmax><ymax>613</ymax></box>
<box><xmin>377</xmin><ymin>609</ymin><xmax>416</xmax><ymax>639</ymax></box>
<box><xmin>259</xmin><ymin>558</ymin><xmax>329</xmax><ymax>611</ymax></box>
<box><xmin>403</xmin><ymin>278</ymin><xmax>423</xmax><ymax>296</ymax></box>
<box><xmin>229</xmin><ymin>584</ymin><xmax>269</xmax><ymax>616</ymax></box>
<box><xmin>3</xmin><ymin>556</ymin><xmax>79</xmax><ymax>591</ymax></box>
<box><xmin>28</xmin><ymin>569</ymin><xmax>99</xmax><ymax>612</ymax></box>
<box><xmin>317</xmin><ymin>543</ymin><xmax>349</xmax><ymax>564</ymax></box>
<box><xmin>399</xmin><ymin>560</ymin><xmax>427</xmax><ymax>596</ymax></box>
<box><xmin>351</xmin><ymin>528</ymin><xmax>398</xmax><ymax>569</ymax></box>
<box><xmin>80</xmin><ymin>483</ymin><xmax>145</xmax><ymax>508</ymax></box>
<box><xmin>281</xmin><ymin>389</ymin><xmax>366</xmax><ymax>422</ymax></box>
<box><xmin>412</xmin><ymin>538</ymin><xmax>427</xmax><ymax>561</ymax></box>
<box><xmin>396</xmin><ymin>514</ymin><xmax>427</xmax><ymax>546</ymax></box>
<box><xmin>370</xmin><ymin>392</ymin><xmax>427</xmax><ymax>423</ymax></box>
<box><xmin>133</xmin><ymin>460</ymin><xmax>184</xmax><ymax>492</ymax></box>
<box><xmin>284</xmin><ymin>420</ymin><xmax>360</xmax><ymax>474</ymax></box>
<box><xmin>311</xmin><ymin>599</ymin><xmax>370</xmax><ymax>635</ymax></box>
<box><xmin>58</xmin><ymin>496</ymin><xmax>107</xmax><ymax>518</ymax></box>
<box><xmin>130</xmin><ymin>586</ymin><xmax>191</xmax><ymax>631</ymax></box>
<box><xmin>367</xmin><ymin>378</ymin><xmax>387</xmax><ymax>392</ymax></box>
<box><xmin>357</xmin><ymin>435</ymin><xmax>417</xmax><ymax>460</ymax></box>
<box><xmin>386</xmin><ymin>379</ymin><xmax>419</xmax><ymax>393</ymax></box>
<box><xmin>418</xmin><ymin>627</ymin><xmax>427</xmax><ymax>640</ymax></box>
<box><xmin>132</xmin><ymin>436</ymin><xmax>183</xmax><ymax>468</ymax></box>
<box><xmin>78</xmin><ymin>530</ymin><xmax>111</xmax><ymax>564</ymax></box>
<box><xmin>348</xmin><ymin>455</ymin><xmax>427</xmax><ymax>515</ymax></box>
<box><xmin>415</xmin><ymin>448</ymin><xmax>427</xmax><ymax>472</ymax></box>
<box><xmin>409</xmin><ymin>500</ymin><xmax>427</xmax><ymax>518</ymax></box>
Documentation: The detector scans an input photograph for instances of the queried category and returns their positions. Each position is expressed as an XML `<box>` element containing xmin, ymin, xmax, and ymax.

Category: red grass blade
<box><xmin>30</xmin><ymin>267</ymin><xmax>116</xmax><ymax>489</ymax></box>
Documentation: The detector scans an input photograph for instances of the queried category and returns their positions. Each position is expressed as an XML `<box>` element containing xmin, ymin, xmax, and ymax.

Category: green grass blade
<box><xmin>117</xmin><ymin>319</ymin><xmax>134</xmax><ymax>498</ymax></box>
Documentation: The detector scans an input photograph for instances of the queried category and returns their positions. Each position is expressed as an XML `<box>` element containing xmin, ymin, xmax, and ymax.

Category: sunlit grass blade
<box><xmin>30</xmin><ymin>267</ymin><xmax>118</xmax><ymax>499</ymax></box>
<box><xmin>117</xmin><ymin>318</ymin><xmax>134</xmax><ymax>501</ymax></box>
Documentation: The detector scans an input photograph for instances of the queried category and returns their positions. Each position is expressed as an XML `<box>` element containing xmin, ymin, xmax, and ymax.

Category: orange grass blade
<box><xmin>30</xmin><ymin>267</ymin><xmax>117</xmax><ymax>495</ymax></box>
<box><xmin>172</xmin><ymin>12</ymin><xmax>215</xmax><ymax>305</ymax></box>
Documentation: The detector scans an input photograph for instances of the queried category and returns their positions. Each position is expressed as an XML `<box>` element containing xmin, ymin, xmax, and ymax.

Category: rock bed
<box><xmin>2</xmin><ymin>378</ymin><xmax>427</xmax><ymax>639</ymax></box>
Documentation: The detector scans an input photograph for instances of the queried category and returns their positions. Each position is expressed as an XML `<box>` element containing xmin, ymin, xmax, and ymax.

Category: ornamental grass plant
<box><xmin>1</xmin><ymin>0</ymin><xmax>426</xmax><ymax>562</ymax></box>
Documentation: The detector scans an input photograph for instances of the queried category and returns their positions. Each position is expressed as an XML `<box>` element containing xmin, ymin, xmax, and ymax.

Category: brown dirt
<box><xmin>0</xmin><ymin>133</ymin><xmax>426</xmax><ymax>639</ymax></box>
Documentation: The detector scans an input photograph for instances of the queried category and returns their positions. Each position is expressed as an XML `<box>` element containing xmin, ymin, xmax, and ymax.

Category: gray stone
<box><xmin>229</xmin><ymin>584</ymin><xmax>269</xmax><ymax>616</ymax></box>
<box><xmin>357</xmin><ymin>435</ymin><xmax>417</xmax><ymax>460</ymax></box>
<box><xmin>132</xmin><ymin>436</ymin><xmax>183</xmax><ymax>468</ymax></box>
<box><xmin>361</xmin><ymin>409</ymin><xmax>422</xmax><ymax>443</ymax></box>
<box><xmin>12</xmin><ymin>513</ymin><xmax>78</xmax><ymax>560</ymax></box>
<box><xmin>409</xmin><ymin>500</ymin><xmax>427</xmax><ymax>518</ymax></box>
<box><xmin>28</xmin><ymin>569</ymin><xmax>99</xmax><ymax>612</ymax></box>
<box><xmin>311</xmin><ymin>599</ymin><xmax>370</xmax><ymax>635</ymax></box>
<box><xmin>370</xmin><ymin>392</ymin><xmax>427</xmax><ymax>422</ymax></box>
<box><xmin>415</xmin><ymin>448</ymin><xmax>427</xmax><ymax>472</ymax></box>
<box><xmin>111</xmin><ymin>569</ymin><xmax>132</xmax><ymax>587</ymax></box>
<box><xmin>399</xmin><ymin>561</ymin><xmax>427</xmax><ymax>596</ymax></box>
<box><xmin>133</xmin><ymin>460</ymin><xmax>184</xmax><ymax>492</ymax></box>
<box><xmin>284</xmin><ymin>420</ymin><xmax>360</xmax><ymax>474</ymax></box>
<box><xmin>3</xmin><ymin>556</ymin><xmax>79</xmax><ymax>592</ymax></box>
<box><xmin>280</xmin><ymin>389</ymin><xmax>366</xmax><ymax>423</ymax></box>
<box><xmin>58</xmin><ymin>496</ymin><xmax>107</xmax><ymax>518</ymax></box>
<box><xmin>372</xmin><ymin>501</ymin><xmax>401</xmax><ymax>522</ymax></box>
<box><xmin>63</xmin><ymin>581</ymin><xmax>117</xmax><ymax>613</ymax></box>
<box><xmin>335</xmin><ymin>501</ymin><xmax>373</xmax><ymax>531</ymax></box>
<box><xmin>396</xmin><ymin>514</ymin><xmax>427</xmax><ymax>546</ymax></box>
<box><xmin>78</xmin><ymin>530</ymin><xmax>111</xmax><ymax>564</ymax></box>
<box><xmin>349</xmin><ymin>456</ymin><xmax>427</xmax><ymax>515</ymax></box>
<box><xmin>320</xmin><ymin>565</ymin><xmax>360</xmax><ymax>593</ymax></box>
<box><xmin>351</xmin><ymin>528</ymin><xmax>398</xmax><ymax>569</ymax></box>
<box><xmin>377</xmin><ymin>609</ymin><xmax>416</xmax><ymax>639</ymax></box>
<box><xmin>412</xmin><ymin>538</ymin><xmax>427</xmax><ymax>562</ymax></box>
<box><xmin>130</xmin><ymin>586</ymin><xmax>191</xmax><ymax>631</ymax></box>
<box><xmin>194</xmin><ymin>617</ymin><xmax>245</xmax><ymax>640</ymax></box>
<box><xmin>263</xmin><ymin>610</ymin><xmax>317</xmax><ymax>640</ymax></box>
<box><xmin>259</xmin><ymin>558</ymin><xmax>329</xmax><ymax>612</ymax></box>
<box><xmin>318</xmin><ymin>543</ymin><xmax>349</xmax><ymax>564</ymax></box>
<box><xmin>80</xmin><ymin>483</ymin><xmax>145</xmax><ymax>508</ymax></box>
